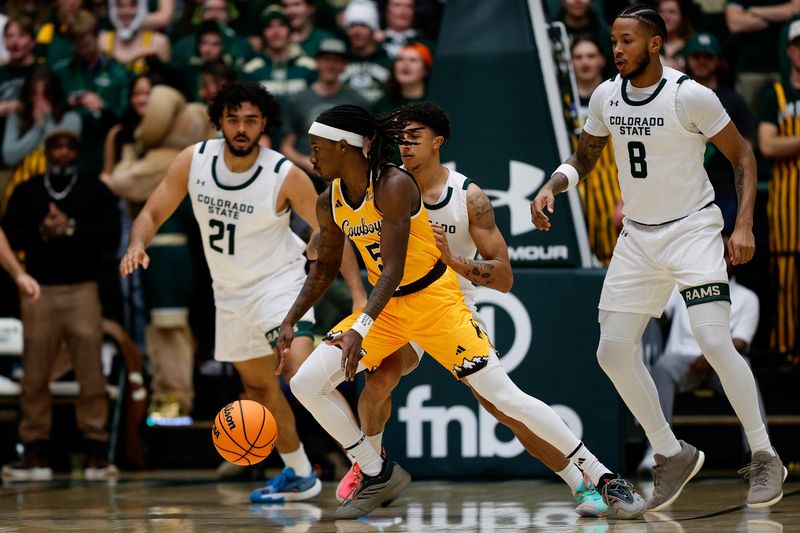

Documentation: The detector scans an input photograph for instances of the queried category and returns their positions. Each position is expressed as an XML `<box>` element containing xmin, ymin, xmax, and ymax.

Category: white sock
<box><xmin>279</xmin><ymin>443</ymin><xmax>313</xmax><ymax>477</ymax></box>
<box><xmin>346</xmin><ymin>434</ymin><xmax>383</xmax><ymax>476</ymax></box>
<box><xmin>746</xmin><ymin>426</ymin><xmax>774</xmax><ymax>456</ymax></box>
<box><xmin>556</xmin><ymin>462</ymin><xmax>584</xmax><ymax>495</ymax></box>
<box><xmin>366</xmin><ymin>431</ymin><xmax>383</xmax><ymax>453</ymax></box>
<box><xmin>567</xmin><ymin>443</ymin><xmax>612</xmax><ymax>487</ymax></box>
<box><xmin>647</xmin><ymin>424</ymin><xmax>682</xmax><ymax>458</ymax></box>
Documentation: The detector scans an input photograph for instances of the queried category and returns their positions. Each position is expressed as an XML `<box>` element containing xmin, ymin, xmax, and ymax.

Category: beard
<box><xmin>224</xmin><ymin>134</ymin><xmax>260</xmax><ymax>157</ymax></box>
<box><xmin>620</xmin><ymin>49</ymin><xmax>651</xmax><ymax>80</ymax></box>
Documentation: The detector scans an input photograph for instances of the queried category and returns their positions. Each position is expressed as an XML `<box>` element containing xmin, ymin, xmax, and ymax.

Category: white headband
<box><xmin>308</xmin><ymin>121</ymin><xmax>365</xmax><ymax>147</ymax></box>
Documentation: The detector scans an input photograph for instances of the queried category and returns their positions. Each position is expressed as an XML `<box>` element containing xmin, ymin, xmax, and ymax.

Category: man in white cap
<box><xmin>340</xmin><ymin>0</ymin><xmax>391</xmax><ymax>104</ymax></box>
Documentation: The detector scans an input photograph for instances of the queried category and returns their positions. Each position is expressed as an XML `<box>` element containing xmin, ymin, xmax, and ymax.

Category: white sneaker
<box><xmin>85</xmin><ymin>463</ymin><xmax>119</xmax><ymax>481</ymax></box>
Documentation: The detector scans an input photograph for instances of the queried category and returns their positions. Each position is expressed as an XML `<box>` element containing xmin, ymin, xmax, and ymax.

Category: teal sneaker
<box><xmin>574</xmin><ymin>473</ymin><xmax>608</xmax><ymax>517</ymax></box>
<box><xmin>249</xmin><ymin>467</ymin><xmax>322</xmax><ymax>503</ymax></box>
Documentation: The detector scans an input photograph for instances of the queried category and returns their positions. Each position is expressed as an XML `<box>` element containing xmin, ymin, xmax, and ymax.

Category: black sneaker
<box><xmin>335</xmin><ymin>460</ymin><xmax>411</xmax><ymax>519</ymax></box>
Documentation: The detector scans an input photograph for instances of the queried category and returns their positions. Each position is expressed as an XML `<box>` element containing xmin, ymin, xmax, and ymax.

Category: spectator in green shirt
<box><xmin>33</xmin><ymin>0</ymin><xmax>81</xmax><ymax>66</ymax></box>
<box><xmin>53</xmin><ymin>10</ymin><xmax>130</xmax><ymax>177</ymax></box>
<box><xmin>170</xmin><ymin>0</ymin><xmax>254</xmax><ymax>69</ymax></box>
<box><xmin>0</xmin><ymin>16</ymin><xmax>37</xmax><ymax>171</ymax></box>
<box><xmin>241</xmin><ymin>6</ymin><xmax>317</xmax><ymax>106</ymax></box>
<box><xmin>282</xmin><ymin>0</ymin><xmax>336</xmax><ymax>58</ymax></box>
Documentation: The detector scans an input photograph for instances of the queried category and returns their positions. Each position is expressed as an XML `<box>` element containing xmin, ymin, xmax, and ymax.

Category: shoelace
<box><xmin>267</xmin><ymin>471</ymin><xmax>290</xmax><ymax>490</ymax></box>
<box><xmin>737</xmin><ymin>460</ymin><xmax>770</xmax><ymax>487</ymax></box>
<box><xmin>601</xmin><ymin>478</ymin><xmax>634</xmax><ymax>502</ymax></box>
<box><xmin>344</xmin><ymin>465</ymin><xmax>364</xmax><ymax>502</ymax></box>
<box><xmin>578</xmin><ymin>473</ymin><xmax>597</xmax><ymax>494</ymax></box>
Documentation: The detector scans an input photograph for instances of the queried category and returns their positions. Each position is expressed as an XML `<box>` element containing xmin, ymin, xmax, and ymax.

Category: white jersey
<box><xmin>424</xmin><ymin>169</ymin><xmax>478</xmax><ymax>308</ymax></box>
<box><xmin>584</xmin><ymin>66</ymin><xmax>729</xmax><ymax>225</ymax></box>
<box><xmin>188</xmin><ymin>139</ymin><xmax>306</xmax><ymax>309</ymax></box>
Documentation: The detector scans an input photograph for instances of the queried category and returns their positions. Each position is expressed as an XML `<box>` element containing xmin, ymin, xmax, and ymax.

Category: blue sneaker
<box><xmin>249</xmin><ymin>467</ymin><xmax>322</xmax><ymax>503</ymax></box>
<box><xmin>574</xmin><ymin>473</ymin><xmax>608</xmax><ymax>517</ymax></box>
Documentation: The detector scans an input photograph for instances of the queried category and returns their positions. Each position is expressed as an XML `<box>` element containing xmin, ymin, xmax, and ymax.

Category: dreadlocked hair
<box><xmin>315</xmin><ymin>104</ymin><xmax>413</xmax><ymax>172</ymax></box>
<box><xmin>207</xmin><ymin>80</ymin><xmax>282</xmax><ymax>132</ymax></box>
<box><xmin>393</xmin><ymin>101</ymin><xmax>452</xmax><ymax>140</ymax></box>
<box><xmin>618</xmin><ymin>5</ymin><xmax>667</xmax><ymax>44</ymax></box>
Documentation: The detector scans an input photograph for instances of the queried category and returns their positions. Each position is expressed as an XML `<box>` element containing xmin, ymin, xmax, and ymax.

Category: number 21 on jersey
<box><xmin>209</xmin><ymin>219</ymin><xmax>236</xmax><ymax>255</ymax></box>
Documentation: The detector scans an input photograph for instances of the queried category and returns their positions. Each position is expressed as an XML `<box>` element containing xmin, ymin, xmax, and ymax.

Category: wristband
<box><xmin>553</xmin><ymin>163</ymin><xmax>579</xmax><ymax>191</ymax></box>
<box><xmin>351</xmin><ymin>312</ymin><xmax>374</xmax><ymax>338</ymax></box>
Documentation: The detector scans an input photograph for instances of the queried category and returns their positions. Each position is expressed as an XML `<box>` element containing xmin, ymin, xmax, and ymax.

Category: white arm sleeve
<box><xmin>583</xmin><ymin>81</ymin><xmax>611</xmax><ymax>137</ymax></box>
<box><xmin>675</xmin><ymin>79</ymin><xmax>731</xmax><ymax>138</ymax></box>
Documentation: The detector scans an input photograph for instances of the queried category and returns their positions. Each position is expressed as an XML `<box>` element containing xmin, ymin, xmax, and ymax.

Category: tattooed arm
<box><xmin>432</xmin><ymin>183</ymin><xmax>512</xmax><ymax>292</ymax></box>
<box><xmin>530</xmin><ymin>130</ymin><xmax>608</xmax><ymax>230</ymax></box>
<box><xmin>275</xmin><ymin>187</ymin><xmax>344</xmax><ymax>373</ymax></box>
<box><xmin>710</xmin><ymin>120</ymin><xmax>756</xmax><ymax>264</ymax></box>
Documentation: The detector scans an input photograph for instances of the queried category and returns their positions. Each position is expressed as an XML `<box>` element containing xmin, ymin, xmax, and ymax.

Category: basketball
<box><xmin>211</xmin><ymin>400</ymin><xmax>277</xmax><ymax>465</ymax></box>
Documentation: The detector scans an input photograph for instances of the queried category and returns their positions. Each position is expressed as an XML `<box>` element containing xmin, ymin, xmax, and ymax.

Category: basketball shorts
<box><xmin>214</xmin><ymin>265</ymin><xmax>315</xmax><ymax>362</ymax></box>
<box><xmin>408</xmin><ymin>301</ymin><xmax>487</xmax><ymax>362</ymax></box>
<box><xmin>600</xmin><ymin>203</ymin><xmax>728</xmax><ymax>318</ymax></box>
<box><xmin>330</xmin><ymin>268</ymin><xmax>497</xmax><ymax>379</ymax></box>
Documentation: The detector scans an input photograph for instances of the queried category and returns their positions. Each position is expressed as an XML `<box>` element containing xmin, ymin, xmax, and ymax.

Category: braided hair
<box><xmin>314</xmin><ymin>104</ymin><xmax>413</xmax><ymax>173</ymax></box>
<box><xmin>617</xmin><ymin>5</ymin><xmax>668</xmax><ymax>44</ymax></box>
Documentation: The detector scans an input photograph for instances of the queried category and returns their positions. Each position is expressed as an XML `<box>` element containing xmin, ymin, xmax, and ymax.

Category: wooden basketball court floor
<box><xmin>1</xmin><ymin>471</ymin><xmax>797</xmax><ymax>532</ymax></box>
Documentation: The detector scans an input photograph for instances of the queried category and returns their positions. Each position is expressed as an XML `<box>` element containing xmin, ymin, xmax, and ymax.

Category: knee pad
<box><xmin>289</xmin><ymin>343</ymin><xmax>341</xmax><ymax>399</ymax></box>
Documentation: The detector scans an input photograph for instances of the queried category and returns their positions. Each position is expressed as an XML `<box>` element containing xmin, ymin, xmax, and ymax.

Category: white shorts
<box><xmin>214</xmin><ymin>266</ymin><xmax>314</xmax><ymax>362</ymax></box>
<box><xmin>599</xmin><ymin>204</ymin><xmax>727</xmax><ymax>318</ymax></box>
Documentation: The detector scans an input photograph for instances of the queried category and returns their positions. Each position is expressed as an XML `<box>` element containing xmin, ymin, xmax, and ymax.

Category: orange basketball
<box><xmin>211</xmin><ymin>400</ymin><xmax>278</xmax><ymax>465</ymax></box>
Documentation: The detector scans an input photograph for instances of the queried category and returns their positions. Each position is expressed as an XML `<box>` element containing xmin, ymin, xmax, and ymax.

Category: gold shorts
<box><xmin>329</xmin><ymin>269</ymin><xmax>495</xmax><ymax>379</ymax></box>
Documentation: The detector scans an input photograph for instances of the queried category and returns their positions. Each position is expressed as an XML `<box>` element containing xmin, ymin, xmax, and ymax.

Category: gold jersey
<box><xmin>330</xmin><ymin>170</ymin><xmax>440</xmax><ymax>287</ymax></box>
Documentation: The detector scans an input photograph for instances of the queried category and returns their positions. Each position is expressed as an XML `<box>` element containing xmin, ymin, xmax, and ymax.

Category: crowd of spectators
<box><xmin>0</xmin><ymin>0</ymin><xmax>442</xmax><ymax>479</ymax></box>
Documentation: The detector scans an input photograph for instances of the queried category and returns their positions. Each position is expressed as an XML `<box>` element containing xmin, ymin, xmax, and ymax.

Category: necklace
<box><xmin>43</xmin><ymin>170</ymin><xmax>78</xmax><ymax>201</ymax></box>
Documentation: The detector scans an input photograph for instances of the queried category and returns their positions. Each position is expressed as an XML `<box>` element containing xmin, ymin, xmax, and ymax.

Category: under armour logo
<box><xmin>482</xmin><ymin>161</ymin><xmax>544</xmax><ymax>236</ymax></box>
<box><xmin>610</xmin><ymin>100</ymin><xmax>619</xmax><ymax>106</ymax></box>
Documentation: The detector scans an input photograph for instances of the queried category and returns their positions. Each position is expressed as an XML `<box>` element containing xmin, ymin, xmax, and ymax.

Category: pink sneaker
<box><xmin>336</xmin><ymin>463</ymin><xmax>362</xmax><ymax>502</ymax></box>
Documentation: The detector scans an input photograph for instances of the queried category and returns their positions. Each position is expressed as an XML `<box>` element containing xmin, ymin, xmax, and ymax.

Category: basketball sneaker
<box><xmin>738</xmin><ymin>449</ymin><xmax>787</xmax><ymax>508</ymax></box>
<box><xmin>574</xmin><ymin>473</ymin><xmax>607</xmax><ymax>517</ymax></box>
<box><xmin>249</xmin><ymin>467</ymin><xmax>322</xmax><ymax>503</ymax></box>
<box><xmin>599</xmin><ymin>476</ymin><xmax>646</xmax><ymax>519</ymax></box>
<box><xmin>335</xmin><ymin>460</ymin><xmax>411</xmax><ymax>519</ymax></box>
<box><xmin>2</xmin><ymin>441</ymin><xmax>52</xmax><ymax>481</ymax></box>
<box><xmin>1</xmin><ymin>455</ymin><xmax>52</xmax><ymax>481</ymax></box>
<box><xmin>647</xmin><ymin>440</ymin><xmax>704</xmax><ymax>511</ymax></box>
<box><xmin>337</xmin><ymin>449</ymin><xmax>386</xmax><ymax>503</ymax></box>
<box><xmin>337</xmin><ymin>463</ymin><xmax>362</xmax><ymax>502</ymax></box>
<box><xmin>84</xmin><ymin>459</ymin><xmax>120</xmax><ymax>481</ymax></box>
